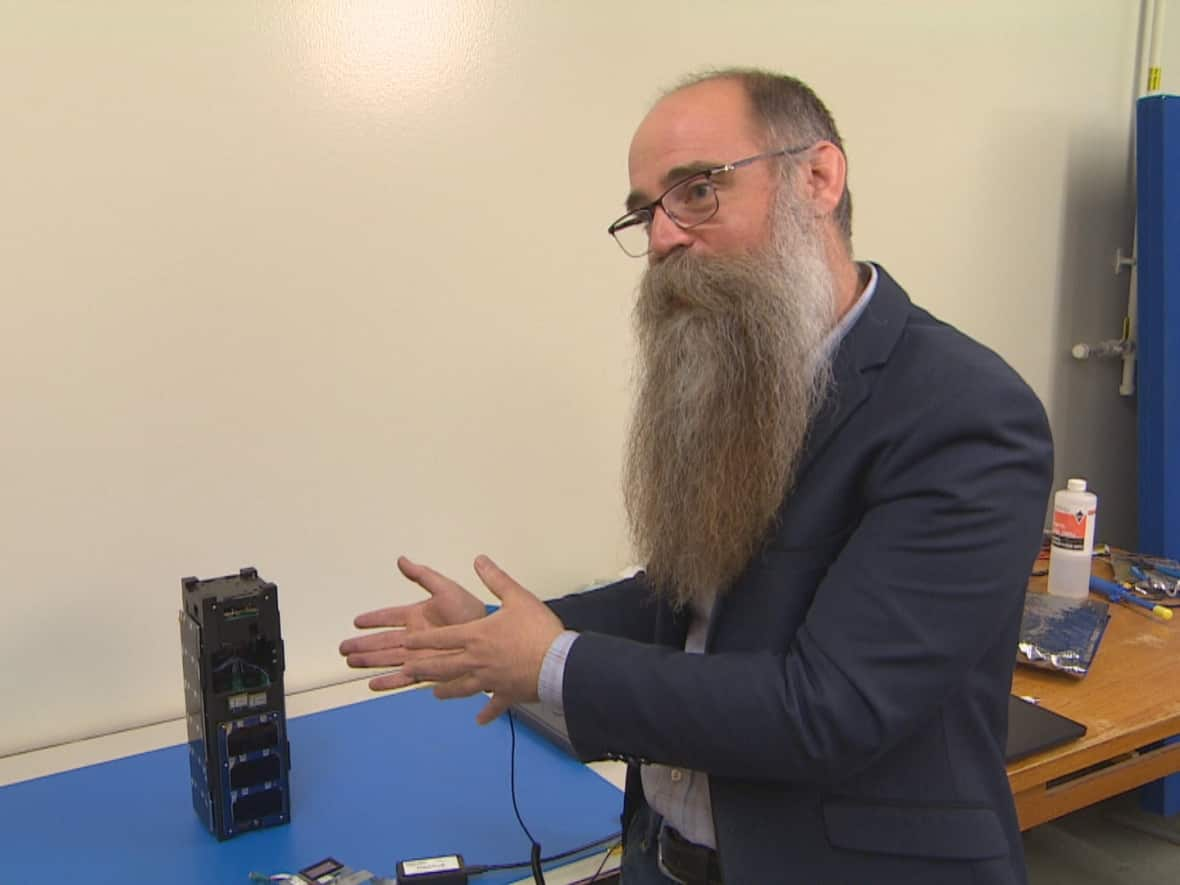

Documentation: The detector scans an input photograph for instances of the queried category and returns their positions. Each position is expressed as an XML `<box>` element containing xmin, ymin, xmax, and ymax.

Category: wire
<box><xmin>585</xmin><ymin>841</ymin><xmax>620</xmax><ymax>883</ymax></box>
<box><xmin>391</xmin><ymin>710</ymin><xmax>623</xmax><ymax>882</ymax></box>
<box><xmin>507</xmin><ymin>710</ymin><xmax>545</xmax><ymax>884</ymax></box>
<box><xmin>507</xmin><ymin>711</ymin><xmax>539</xmax><ymax>845</ymax></box>
<box><xmin>470</xmin><ymin>833</ymin><xmax>621</xmax><ymax>873</ymax></box>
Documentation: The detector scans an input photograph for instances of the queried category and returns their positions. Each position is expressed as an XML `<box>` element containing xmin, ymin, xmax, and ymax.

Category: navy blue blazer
<box><xmin>548</xmin><ymin>266</ymin><xmax>1053</xmax><ymax>884</ymax></box>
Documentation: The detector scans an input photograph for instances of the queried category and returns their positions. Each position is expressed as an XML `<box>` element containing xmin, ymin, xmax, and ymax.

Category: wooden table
<box><xmin>1008</xmin><ymin>568</ymin><xmax>1180</xmax><ymax>829</ymax></box>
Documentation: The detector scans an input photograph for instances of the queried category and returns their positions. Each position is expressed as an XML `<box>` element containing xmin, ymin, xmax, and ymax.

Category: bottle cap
<box><xmin>1067</xmin><ymin>478</ymin><xmax>1087</xmax><ymax>491</ymax></box>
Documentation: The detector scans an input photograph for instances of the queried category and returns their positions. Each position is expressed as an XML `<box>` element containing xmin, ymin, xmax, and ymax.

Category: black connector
<box><xmin>395</xmin><ymin>855</ymin><xmax>468</xmax><ymax>885</ymax></box>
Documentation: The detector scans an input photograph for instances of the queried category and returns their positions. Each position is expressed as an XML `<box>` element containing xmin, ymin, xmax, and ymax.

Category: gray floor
<box><xmin>1024</xmin><ymin>790</ymin><xmax>1180</xmax><ymax>884</ymax></box>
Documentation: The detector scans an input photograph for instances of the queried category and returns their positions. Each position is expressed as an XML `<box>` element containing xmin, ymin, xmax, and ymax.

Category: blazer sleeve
<box><xmin>546</xmin><ymin>572</ymin><xmax>663</xmax><ymax>644</ymax></box>
<box><xmin>558</xmin><ymin>364</ymin><xmax>1053</xmax><ymax>785</ymax></box>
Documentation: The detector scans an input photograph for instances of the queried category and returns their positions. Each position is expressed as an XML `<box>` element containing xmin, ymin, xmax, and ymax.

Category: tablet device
<box><xmin>1005</xmin><ymin>694</ymin><xmax>1087</xmax><ymax>762</ymax></box>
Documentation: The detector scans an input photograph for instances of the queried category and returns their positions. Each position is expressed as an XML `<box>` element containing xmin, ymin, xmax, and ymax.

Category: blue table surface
<box><xmin>0</xmin><ymin>688</ymin><xmax>623</xmax><ymax>884</ymax></box>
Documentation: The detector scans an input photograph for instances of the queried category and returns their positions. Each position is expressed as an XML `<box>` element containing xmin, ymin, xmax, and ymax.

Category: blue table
<box><xmin>0</xmin><ymin>688</ymin><xmax>623</xmax><ymax>883</ymax></box>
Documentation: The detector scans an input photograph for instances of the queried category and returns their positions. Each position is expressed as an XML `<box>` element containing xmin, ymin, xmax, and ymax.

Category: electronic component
<box><xmin>249</xmin><ymin>858</ymin><xmax>392</xmax><ymax>884</ymax></box>
<box><xmin>180</xmin><ymin>566</ymin><xmax>291</xmax><ymax>840</ymax></box>
<box><xmin>247</xmin><ymin>857</ymin><xmax>393</xmax><ymax>884</ymax></box>
<box><xmin>395</xmin><ymin>855</ymin><xmax>468</xmax><ymax>885</ymax></box>
<box><xmin>299</xmin><ymin>857</ymin><xmax>346</xmax><ymax>882</ymax></box>
<box><xmin>296</xmin><ymin>856</ymin><xmax>392</xmax><ymax>884</ymax></box>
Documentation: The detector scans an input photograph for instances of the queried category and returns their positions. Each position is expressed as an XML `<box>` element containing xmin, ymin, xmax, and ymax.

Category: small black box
<box><xmin>395</xmin><ymin>855</ymin><xmax>467</xmax><ymax>885</ymax></box>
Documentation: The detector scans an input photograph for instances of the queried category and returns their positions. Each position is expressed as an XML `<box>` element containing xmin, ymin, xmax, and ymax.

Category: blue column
<box><xmin>1135</xmin><ymin>93</ymin><xmax>1180</xmax><ymax>816</ymax></box>
<box><xmin>1136</xmin><ymin>94</ymin><xmax>1180</xmax><ymax>560</ymax></box>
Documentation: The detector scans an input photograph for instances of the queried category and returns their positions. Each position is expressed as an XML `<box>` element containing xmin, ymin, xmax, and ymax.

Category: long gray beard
<box><xmin>623</xmin><ymin>201</ymin><xmax>838</xmax><ymax>609</ymax></box>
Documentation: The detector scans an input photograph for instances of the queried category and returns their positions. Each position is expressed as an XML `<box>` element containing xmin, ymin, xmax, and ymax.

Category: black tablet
<box><xmin>1005</xmin><ymin>695</ymin><xmax>1087</xmax><ymax>762</ymax></box>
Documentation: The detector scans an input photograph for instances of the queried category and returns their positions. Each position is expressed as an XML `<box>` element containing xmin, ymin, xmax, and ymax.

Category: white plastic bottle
<box><xmin>1047</xmin><ymin>478</ymin><xmax>1098</xmax><ymax>599</ymax></box>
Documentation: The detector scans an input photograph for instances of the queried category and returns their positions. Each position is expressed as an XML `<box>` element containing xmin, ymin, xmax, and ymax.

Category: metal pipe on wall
<box><xmin>1118</xmin><ymin>0</ymin><xmax>1166</xmax><ymax>396</ymax></box>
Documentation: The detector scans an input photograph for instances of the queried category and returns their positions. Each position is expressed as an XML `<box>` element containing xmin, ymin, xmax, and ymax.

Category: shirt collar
<box><xmin>821</xmin><ymin>261</ymin><xmax>877</xmax><ymax>354</ymax></box>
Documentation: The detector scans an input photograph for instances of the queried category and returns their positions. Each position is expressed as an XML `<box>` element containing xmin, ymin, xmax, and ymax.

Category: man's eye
<box><xmin>681</xmin><ymin>180</ymin><xmax>713</xmax><ymax>205</ymax></box>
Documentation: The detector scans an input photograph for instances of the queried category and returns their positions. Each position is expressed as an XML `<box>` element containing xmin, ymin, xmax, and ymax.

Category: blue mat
<box><xmin>0</xmin><ymin>689</ymin><xmax>622</xmax><ymax>884</ymax></box>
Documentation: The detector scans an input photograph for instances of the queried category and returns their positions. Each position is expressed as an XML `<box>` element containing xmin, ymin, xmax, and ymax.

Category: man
<box><xmin>339</xmin><ymin>69</ymin><xmax>1053</xmax><ymax>884</ymax></box>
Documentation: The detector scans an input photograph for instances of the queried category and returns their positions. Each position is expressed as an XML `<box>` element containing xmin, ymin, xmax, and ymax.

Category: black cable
<box><xmin>507</xmin><ymin>711</ymin><xmax>539</xmax><ymax>844</ymax></box>
<box><xmin>469</xmin><ymin>833</ymin><xmax>621</xmax><ymax>873</ymax></box>
<box><xmin>507</xmin><ymin>710</ymin><xmax>545</xmax><ymax>884</ymax></box>
<box><xmin>462</xmin><ymin>714</ymin><xmax>622</xmax><ymax>879</ymax></box>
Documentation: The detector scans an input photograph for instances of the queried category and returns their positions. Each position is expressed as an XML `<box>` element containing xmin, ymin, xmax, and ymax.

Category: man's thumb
<box><xmin>474</xmin><ymin>555</ymin><xmax>520</xmax><ymax>602</ymax></box>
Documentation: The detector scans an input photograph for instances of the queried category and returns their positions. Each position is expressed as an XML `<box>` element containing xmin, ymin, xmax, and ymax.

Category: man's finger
<box><xmin>473</xmin><ymin>555</ymin><xmax>525</xmax><ymax>603</ymax></box>
<box><xmin>344</xmin><ymin>648</ymin><xmax>408</xmax><ymax>669</ymax></box>
<box><xmin>353</xmin><ymin>606</ymin><xmax>415</xmax><ymax>630</ymax></box>
<box><xmin>433</xmin><ymin>674</ymin><xmax>484</xmax><ymax>700</ymax></box>
<box><xmin>477</xmin><ymin>693</ymin><xmax>512</xmax><ymax>726</ymax></box>
<box><xmin>403</xmin><ymin>622</ymin><xmax>476</xmax><ymax>652</ymax></box>
<box><xmin>339</xmin><ymin>629</ymin><xmax>406</xmax><ymax>656</ymax></box>
<box><xmin>404</xmin><ymin>651</ymin><xmax>472</xmax><ymax>684</ymax></box>
<box><xmin>368</xmin><ymin>671</ymin><xmax>415</xmax><ymax>692</ymax></box>
<box><xmin>397</xmin><ymin>556</ymin><xmax>464</xmax><ymax>598</ymax></box>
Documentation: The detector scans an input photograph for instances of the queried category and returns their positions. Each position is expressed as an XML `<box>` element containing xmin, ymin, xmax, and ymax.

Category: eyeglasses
<box><xmin>606</xmin><ymin>144</ymin><xmax>813</xmax><ymax>257</ymax></box>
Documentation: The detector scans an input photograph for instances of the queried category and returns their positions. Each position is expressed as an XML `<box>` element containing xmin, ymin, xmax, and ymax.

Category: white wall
<box><xmin>0</xmin><ymin>1</ymin><xmax>1162</xmax><ymax>757</ymax></box>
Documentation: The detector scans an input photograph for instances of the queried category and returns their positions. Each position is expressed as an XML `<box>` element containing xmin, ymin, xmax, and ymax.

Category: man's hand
<box><xmin>401</xmin><ymin>555</ymin><xmax>565</xmax><ymax>725</ymax></box>
<box><xmin>338</xmin><ymin>555</ymin><xmax>488</xmax><ymax>691</ymax></box>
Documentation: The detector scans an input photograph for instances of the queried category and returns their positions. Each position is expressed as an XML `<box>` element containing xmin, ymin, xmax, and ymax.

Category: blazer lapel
<box><xmin>793</xmin><ymin>264</ymin><xmax>913</xmax><ymax>484</ymax></box>
<box><xmin>707</xmin><ymin>265</ymin><xmax>916</xmax><ymax>648</ymax></box>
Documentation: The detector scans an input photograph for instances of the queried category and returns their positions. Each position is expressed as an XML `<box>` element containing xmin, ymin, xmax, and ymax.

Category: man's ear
<box><xmin>801</xmin><ymin>141</ymin><xmax>846</xmax><ymax>219</ymax></box>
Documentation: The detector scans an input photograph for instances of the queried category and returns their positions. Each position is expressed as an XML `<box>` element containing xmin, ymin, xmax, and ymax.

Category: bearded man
<box><xmin>339</xmin><ymin>69</ymin><xmax>1053</xmax><ymax>885</ymax></box>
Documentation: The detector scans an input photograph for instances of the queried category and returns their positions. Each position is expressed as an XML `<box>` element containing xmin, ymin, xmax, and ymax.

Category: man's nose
<box><xmin>647</xmin><ymin>206</ymin><xmax>694</xmax><ymax>261</ymax></box>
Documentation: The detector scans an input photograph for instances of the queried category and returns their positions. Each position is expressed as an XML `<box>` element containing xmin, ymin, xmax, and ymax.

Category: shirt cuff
<box><xmin>538</xmin><ymin>630</ymin><xmax>579</xmax><ymax>711</ymax></box>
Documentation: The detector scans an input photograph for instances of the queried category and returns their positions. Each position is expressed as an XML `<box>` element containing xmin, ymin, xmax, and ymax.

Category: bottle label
<box><xmin>1052</xmin><ymin>506</ymin><xmax>1095</xmax><ymax>551</ymax></box>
